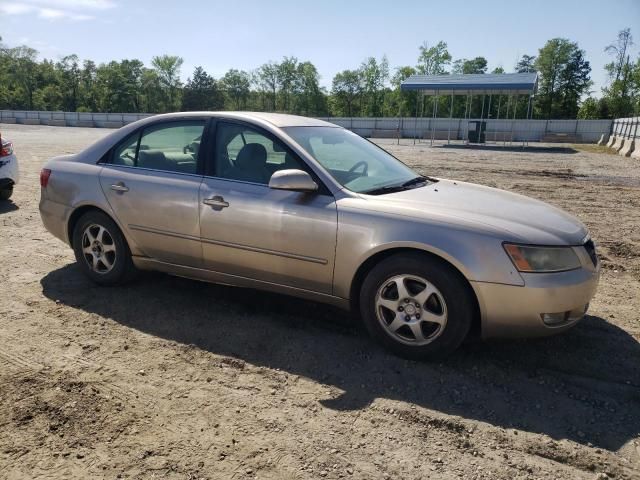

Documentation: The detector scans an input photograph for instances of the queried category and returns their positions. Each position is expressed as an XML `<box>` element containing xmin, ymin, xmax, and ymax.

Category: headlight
<box><xmin>503</xmin><ymin>243</ymin><xmax>581</xmax><ymax>273</ymax></box>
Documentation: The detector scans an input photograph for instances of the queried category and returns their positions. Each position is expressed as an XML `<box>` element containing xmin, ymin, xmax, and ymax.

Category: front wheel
<box><xmin>72</xmin><ymin>211</ymin><xmax>136</xmax><ymax>285</ymax></box>
<box><xmin>360</xmin><ymin>253</ymin><xmax>474</xmax><ymax>360</ymax></box>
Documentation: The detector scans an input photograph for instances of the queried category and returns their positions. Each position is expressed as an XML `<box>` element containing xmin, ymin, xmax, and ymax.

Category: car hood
<box><xmin>354</xmin><ymin>178</ymin><xmax>588</xmax><ymax>245</ymax></box>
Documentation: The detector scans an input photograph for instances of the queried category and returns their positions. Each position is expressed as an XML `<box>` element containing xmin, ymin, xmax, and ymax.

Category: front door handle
<box><xmin>203</xmin><ymin>195</ymin><xmax>229</xmax><ymax>208</ymax></box>
<box><xmin>110</xmin><ymin>182</ymin><xmax>129</xmax><ymax>192</ymax></box>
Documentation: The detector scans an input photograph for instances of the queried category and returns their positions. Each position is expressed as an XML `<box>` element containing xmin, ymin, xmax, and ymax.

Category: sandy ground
<box><xmin>0</xmin><ymin>124</ymin><xmax>639</xmax><ymax>480</ymax></box>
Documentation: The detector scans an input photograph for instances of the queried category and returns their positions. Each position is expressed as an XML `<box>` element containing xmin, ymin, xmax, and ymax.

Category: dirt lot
<box><xmin>1</xmin><ymin>124</ymin><xmax>639</xmax><ymax>480</ymax></box>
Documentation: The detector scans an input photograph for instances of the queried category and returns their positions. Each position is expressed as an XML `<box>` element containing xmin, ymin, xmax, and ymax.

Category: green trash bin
<box><xmin>468</xmin><ymin>121</ymin><xmax>486</xmax><ymax>143</ymax></box>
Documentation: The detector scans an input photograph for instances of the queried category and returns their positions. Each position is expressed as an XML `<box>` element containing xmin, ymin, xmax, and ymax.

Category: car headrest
<box><xmin>138</xmin><ymin>150</ymin><xmax>167</xmax><ymax>170</ymax></box>
<box><xmin>235</xmin><ymin>143</ymin><xmax>267</xmax><ymax>171</ymax></box>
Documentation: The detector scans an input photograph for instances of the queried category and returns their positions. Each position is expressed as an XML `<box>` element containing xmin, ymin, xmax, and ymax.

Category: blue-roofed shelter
<box><xmin>400</xmin><ymin>72</ymin><xmax>537</xmax><ymax>95</ymax></box>
<box><xmin>400</xmin><ymin>72</ymin><xmax>538</xmax><ymax>145</ymax></box>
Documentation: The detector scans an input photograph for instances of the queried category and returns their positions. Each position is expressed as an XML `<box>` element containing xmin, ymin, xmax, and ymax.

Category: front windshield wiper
<box><xmin>401</xmin><ymin>176</ymin><xmax>429</xmax><ymax>187</ymax></box>
<box><xmin>362</xmin><ymin>176</ymin><xmax>430</xmax><ymax>195</ymax></box>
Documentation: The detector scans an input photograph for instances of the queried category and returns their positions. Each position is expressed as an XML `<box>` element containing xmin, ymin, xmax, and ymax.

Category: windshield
<box><xmin>283</xmin><ymin>126</ymin><xmax>423</xmax><ymax>194</ymax></box>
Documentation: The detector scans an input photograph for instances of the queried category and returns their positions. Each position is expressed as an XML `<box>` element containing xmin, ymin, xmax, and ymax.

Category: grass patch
<box><xmin>571</xmin><ymin>144</ymin><xmax>618</xmax><ymax>155</ymax></box>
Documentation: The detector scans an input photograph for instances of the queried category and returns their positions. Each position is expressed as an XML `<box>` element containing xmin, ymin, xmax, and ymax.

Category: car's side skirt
<box><xmin>132</xmin><ymin>256</ymin><xmax>350</xmax><ymax>310</ymax></box>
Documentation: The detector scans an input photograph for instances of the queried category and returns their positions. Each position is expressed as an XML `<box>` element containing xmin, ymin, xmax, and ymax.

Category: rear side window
<box><xmin>113</xmin><ymin>134</ymin><xmax>139</xmax><ymax>166</ymax></box>
<box><xmin>111</xmin><ymin>121</ymin><xmax>206</xmax><ymax>175</ymax></box>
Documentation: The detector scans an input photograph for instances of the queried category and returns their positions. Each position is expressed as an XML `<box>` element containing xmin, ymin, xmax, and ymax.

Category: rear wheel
<box><xmin>72</xmin><ymin>211</ymin><xmax>136</xmax><ymax>285</ymax></box>
<box><xmin>360</xmin><ymin>253</ymin><xmax>474</xmax><ymax>359</ymax></box>
<box><xmin>0</xmin><ymin>186</ymin><xmax>13</xmax><ymax>200</ymax></box>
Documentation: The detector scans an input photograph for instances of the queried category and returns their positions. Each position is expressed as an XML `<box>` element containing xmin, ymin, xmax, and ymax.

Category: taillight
<box><xmin>0</xmin><ymin>141</ymin><xmax>13</xmax><ymax>157</ymax></box>
<box><xmin>40</xmin><ymin>168</ymin><xmax>52</xmax><ymax>187</ymax></box>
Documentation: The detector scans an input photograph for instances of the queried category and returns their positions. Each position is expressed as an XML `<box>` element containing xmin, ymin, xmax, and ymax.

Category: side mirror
<box><xmin>269</xmin><ymin>169</ymin><xmax>318</xmax><ymax>192</ymax></box>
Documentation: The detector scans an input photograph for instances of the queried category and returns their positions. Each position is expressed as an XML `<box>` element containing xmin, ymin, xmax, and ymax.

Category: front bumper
<box><xmin>473</xmin><ymin>258</ymin><xmax>600</xmax><ymax>339</ymax></box>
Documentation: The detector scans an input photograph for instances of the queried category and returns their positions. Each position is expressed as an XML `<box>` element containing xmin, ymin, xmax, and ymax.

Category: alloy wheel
<box><xmin>81</xmin><ymin>223</ymin><xmax>117</xmax><ymax>274</ymax></box>
<box><xmin>375</xmin><ymin>274</ymin><xmax>448</xmax><ymax>346</ymax></box>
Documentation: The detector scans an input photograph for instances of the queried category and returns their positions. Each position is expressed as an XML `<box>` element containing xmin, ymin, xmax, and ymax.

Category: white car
<box><xmin>0</xmin><ymin>137</ymin><xmax>18</xmax><ymax>200</ymax></box>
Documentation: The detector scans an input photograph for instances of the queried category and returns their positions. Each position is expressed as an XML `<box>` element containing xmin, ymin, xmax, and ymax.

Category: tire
<box><xmin>360</xmin><ymin>253</ymin><xmax>474</xmax><ymax>360</ymax></box>
<box><xmin>72</xmin><ymin>210</ymin><xmax>136</xmax><ymax>286</ymax></box>
<box><xmin>0</xmin><ymin>187</ymin><xmax>13</xmax><ymax>200</ymax></box>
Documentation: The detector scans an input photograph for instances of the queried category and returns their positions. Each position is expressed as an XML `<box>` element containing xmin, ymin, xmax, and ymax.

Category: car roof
<box><xmin>147</xmin><ymin>111</ymin><xmax>337</xmax><ymax>128</ymax></box>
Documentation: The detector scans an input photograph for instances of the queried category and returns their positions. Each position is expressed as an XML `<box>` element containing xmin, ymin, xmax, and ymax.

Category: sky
<box><xmin>1</xmin><ymin>0</ymin><xmax>639</xmax><ymax>95</ymax></box>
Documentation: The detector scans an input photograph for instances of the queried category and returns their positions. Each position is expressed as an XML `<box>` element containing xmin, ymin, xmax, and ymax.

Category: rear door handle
<box><xmin>110</xmin><ymin>182</ymin><xmax>129</xmax><ymax>192</ymax></box>
<box><xmin>203</xmin><ymin>195</ymin><xmax>229</xmax><ymax>208</ymax></box>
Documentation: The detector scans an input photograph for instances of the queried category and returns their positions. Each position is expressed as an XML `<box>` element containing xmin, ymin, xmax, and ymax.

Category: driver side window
<box><xmin>215</xmin><ymin>122</ymin><xmax>304</xmax><ymax>184</ymax></box>
<box><xmin>112</xmin><ymin>121</ymin><xmax>205</xmax><ymax>175</ymax></box>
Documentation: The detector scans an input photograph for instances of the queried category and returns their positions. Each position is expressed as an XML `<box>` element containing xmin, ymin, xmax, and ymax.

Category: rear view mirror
<box><xmin>269</xmin><ymin>169</ymin><xmax>318</xmax><ymax>192</ymax></box>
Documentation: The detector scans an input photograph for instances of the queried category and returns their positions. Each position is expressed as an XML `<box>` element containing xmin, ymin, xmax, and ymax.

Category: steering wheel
<box><xmin>348</xmin><ymin>161</ymin><xmax>368</xmax><ymax>177</ymax></box>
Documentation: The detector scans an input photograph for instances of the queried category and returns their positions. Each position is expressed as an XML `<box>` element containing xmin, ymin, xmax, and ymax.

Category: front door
<box><xmin>198</xmin><ymin>121</ymin><xmax>337</xmax><ymax>294</ymax></box>
<box><xmin>99</xmin><ymin>120</ymin><xmax>207</xmax><ymax>267</ymax></box>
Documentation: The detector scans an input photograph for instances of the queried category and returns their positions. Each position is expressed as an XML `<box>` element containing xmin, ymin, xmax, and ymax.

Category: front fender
<box><xmin>333</xmin><ymin>205</ymin><xmax>524</xmax><ymax>299</ymax></box>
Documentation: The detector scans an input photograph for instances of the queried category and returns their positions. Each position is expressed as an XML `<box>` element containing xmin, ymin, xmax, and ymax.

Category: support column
<box><xmin>464</xmin><ymin>94</ymin><xmax>472</xmax><ymax>144</ymax></box>
<box><xmin>476</xmin><ymin>94</ymin><xmax>486</xmax><ymax>144</ymax></box>
<box><xmin>447</xmin><ymin>92</ymin><xmax>454</xmax><ymax>145</ymax></box>
<box><xmin>510</xmin><ymin>95</ymin><xmax>517</xmax><ymax>146</ymax></box>
<box><xmin>524</xmin><ymin>94</ymin><xmax>533</xmax><ymax>147</ymax></box>
<box><xmin>495</xmin><ymin>95</ymin><xmax>502</xmax><ymax>142</ymax></box>
<box><xmin>431</xmin><ymin>91</ymin><xmax>439</xmax><ymax>146</ymax></box>
<box><xmin>413</xmin><ymin>91</ymin><xmax>419</xmax><ymax>145</ymax></box>
<box><xmin>504</xmin><ymin>95</ymin><xmax>512</xmax><ymax>146</ymax></box>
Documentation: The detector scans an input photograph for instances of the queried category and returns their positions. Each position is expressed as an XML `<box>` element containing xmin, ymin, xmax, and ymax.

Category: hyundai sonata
<box><xmin>39</xmin><ymin>112</ymin><xmax>600</xmax><ymax>358</ymax></box>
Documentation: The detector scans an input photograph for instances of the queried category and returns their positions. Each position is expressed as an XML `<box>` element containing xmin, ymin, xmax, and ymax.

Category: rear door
<box><xmin>99</xmin><ymin>120</ymin><xmax>207</xmax><ymax>267</ymax></box>
<box><xmin>198</xmin><ymin>120</ymin><xmax>338</xmax><ymax>294</ymax></box>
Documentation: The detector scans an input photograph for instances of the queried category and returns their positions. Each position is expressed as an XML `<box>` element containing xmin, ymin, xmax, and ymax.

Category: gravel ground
<box><xmin>0</xmin><ymin>124</ymin><xmax>639</xmax><ymax>480</ymax></box>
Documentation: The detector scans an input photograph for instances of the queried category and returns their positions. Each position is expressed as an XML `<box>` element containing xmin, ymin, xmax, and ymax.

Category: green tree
<box><xmin>452</xmin><ymin>57</ymin><xmax>488</xmax><ymax>74</ymax></box>
<box><xmin>221</xmin><ymin>69</ymin><xmax>251</xmax><ymax>110</ymax></box>
<box><xmin>33</xmin><ymin>59</ymin><xmax>62</xmax><ymax>110</ymax></box>
<box><xmin>182</xmin><ymin>66</ymin><xmax>223</xmax><ymax>111</ymax></box>
<box><xmin>605</xmin><ymin>28</ymin><xmax>633</xmax><ymax>82</ymax></box>
<box><xmin>534</xmin><ymin>38</ymin><xmax>591</xmax><ymax>119</ymax></box>
<box><xmin>294</xmin><ymin>61</ymin><xmax>325</xmax><ymax>115</ymax></box>
<box><xmin>256</xmin><ymin>62</ymin><xmax>279</xmax><ymax>111</ymax></box>
<box><xmin>151</xmin><ymin>54</ymin><xmax>183</xmax><ymax>111</ymax></box>
<box><xmin>140</xmin><ymin>68</ymin><xmax>164</xmax><ymax>113</ymax></box>
<box><xmin>577</xmin><ymin>97</ymin><xmax>601</xmax><ymax>119</ymax></box>
<box><xmin>56</xmin><ymin>54</ymin><xmax>81</xmax><ymax>111</ymax></box>
<box><xmin>601</xmin><ymin>28</ymin><xmax>636</xmax><ymax>117</ymax></box>
<box><xmin>92</xmin><ymin>59</ymin><xmax>144</xmax><ymax>113</ymax></box>
<box><xmin>390</xmin><ymin>66</ymin><xmax>417</xmax><ymax>116</ymax></box>
<box><xmin>360</xmin><ymin>56</ymin><xmax>387</xmax><ymax>116</ymax></box>
<box><xmin>79</xmin><ymin>60</ymin><xmax>97</xmax><ymax>111</ymax></box>
<box><xmin>633</xmin><ymin>58</ymin><xmax>640</xmax><ymax>114</ymax></box>
<box><xmin>492</xmin><ymin>66</ymin><xmax>505</xmax><ymax>74</ymax></box>
<box><xmin>515</xmin><ymin>55</ymin><xmax>536</xmax><ymax>73</ymax></box>
<box><xmin>416</xmin><ymin>41</ymin><xmax>451</xmax><ymax>75</ymax></box>
<box><xmin>331</xmin><ymin>69</ymin><xmax>363</xmax><ymax>116</ymax></box>
<box><xmin>276</xmin><ymin>56</ymin><xmax>299</xmax><ymax>112</ymax></box>
<box><xmin>6</xmin><ymin>45</ymin><xmax>40</xmax><ymax>109</ymax></box>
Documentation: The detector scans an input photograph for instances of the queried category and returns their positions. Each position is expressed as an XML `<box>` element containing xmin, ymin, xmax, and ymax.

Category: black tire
<box><xmin>0</xmin><ymin>187</ymin><xmax>13</xmax><ymax>200</ymax></box>
<box><xmin>360</xmin><ymin>253</ymin><xmax>474</xmax><ymax>360</ymax></box>
<box><xmin>72</xmin><ymin>210</ymin><xmax>136</xmax><ymax>286</ymax></box>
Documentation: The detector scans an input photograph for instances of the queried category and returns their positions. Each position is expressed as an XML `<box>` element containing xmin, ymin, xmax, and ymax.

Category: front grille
<box><xmin>584</xmin><ymin>239</ymin><xmax>598</xmax><ymax>267</ymax></box>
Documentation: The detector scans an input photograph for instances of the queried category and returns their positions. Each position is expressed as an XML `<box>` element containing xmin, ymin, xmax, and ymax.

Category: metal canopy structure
<box><xmin>400</xmin><ymin>72</ymin><xmax>538</xmax><ymax>146</ymax></box>
<box><xmin>400</xmin><ymin>72</ymin><xmax>537</xmax><ymax>95</ymax></box>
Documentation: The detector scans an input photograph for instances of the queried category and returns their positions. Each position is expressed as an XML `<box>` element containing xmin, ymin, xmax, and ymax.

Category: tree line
<box><xmin>0</xmin><ymin>30</ymin><xmax>638</xmax><ymax>120</ymax></box>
